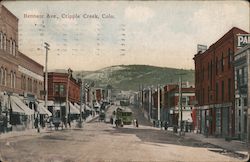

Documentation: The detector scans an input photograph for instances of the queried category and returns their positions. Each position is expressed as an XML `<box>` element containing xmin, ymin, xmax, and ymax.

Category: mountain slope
<box><xmin>74</xmin><ymin>65</ymin><xmax>194</xmax><ymax>91</ymax></box>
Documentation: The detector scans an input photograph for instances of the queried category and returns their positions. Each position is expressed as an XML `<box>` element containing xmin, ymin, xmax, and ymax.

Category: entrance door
<box><xmin>222</xmin><ymin>107</ymin><xmax>229</xmax><ymax>137</ymax></box>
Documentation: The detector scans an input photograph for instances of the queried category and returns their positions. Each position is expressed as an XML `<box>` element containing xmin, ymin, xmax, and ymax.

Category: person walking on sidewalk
<box><xmin>135</xmin><ymin>119</ymin><xmax>139</xmax><ymax>128</ymax></box>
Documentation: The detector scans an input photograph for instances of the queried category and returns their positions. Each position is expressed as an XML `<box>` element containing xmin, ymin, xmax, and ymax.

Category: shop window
<box><xmin>244</xmin><ymin>98</ymin><xmax>247</xmax><ymax>106</ymax></box>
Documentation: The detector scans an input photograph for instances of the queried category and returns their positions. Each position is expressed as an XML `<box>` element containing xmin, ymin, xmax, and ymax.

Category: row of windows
<box><xmin>197</xmin><ymin>78</ymin><xmax>232</xmax><ymax>105</ymax></box>
<box><xmin>21</xmin><ymin>75</ymin><xmax>43</xmax><ymax>94</ymax></box>
<box><xmin>235</xmin><ymin>66</ymin><xmax>248</xmax><ymax>90</ymax></box>
<box><xmin>54</xmin><ymin>84</ymin><xmax>65</xmax><ymax>96</ymax></box>
<box><xmin>196</xmin><ymin>48</ymin><xmax>233</xmax><ymax>83</ymax></box>
<box><xmin>0</xmin><ymin>32</ymin><xmax>17</xmax><ymax>56</ymax></box>
<box><xmin>0</xmin><ymin>66</ymin><xmax>16</xmax><ymax>88</ymax></box>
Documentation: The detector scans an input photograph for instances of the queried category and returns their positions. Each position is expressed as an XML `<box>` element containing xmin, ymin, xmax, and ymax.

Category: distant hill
<box><xmin>74</xmin><ymin>65</ymin><xmax>194</xmax><ymax>91</ymax></box>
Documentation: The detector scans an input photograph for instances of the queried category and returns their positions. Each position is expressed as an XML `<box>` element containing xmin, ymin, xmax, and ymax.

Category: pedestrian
<box><xmin>164</xmin><ymin>121</ymin><xmax>168</xmax><ymax>130</ymax></box>
<box><xmin>160</xmin><ymin>121</ymin><xmax>163</xmax><ymax>130</ymax></box>
<box><xmin>135</xmin><ymin>119</ymin><xmax>139</xmax><ymax>128</ymax></box>
<box><xmin>153</xmin><ymin>120</ymin><xmax>155</xmax><ymax>127</ymax></box>
<box><xmin>110</xmin><ymin>117</ymin><xmax>113</xmax><ymax>125</ymax></box>
<box><xmin>34</xmin><ymin>117</ymin><xmax>38</xmax><ymax>128</ymax></box>
<box><xmin>68</xmin><ymin>116</ymin><xmax>71</xmax><ymax>128</ymax></box>
<box><xmin>132</xmin><ymin>119</ymin><xmax>135</xmax><ymax>127</ymax></box>
<box><xmin>3</xmin><ymin>116</ymin><xmax>7</xmax><ymax>133</ymax></box>
<box><xmin>115</xmin><ymin>119</ymin><xmax>118</xmax><ymax>127</ymax></box>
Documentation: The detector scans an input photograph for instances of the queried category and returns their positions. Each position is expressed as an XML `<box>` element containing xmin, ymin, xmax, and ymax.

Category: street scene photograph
<box><xmin>0</xmin><ymin>0</ymin><xmax>249</xmax><ymax>162</ymax></box>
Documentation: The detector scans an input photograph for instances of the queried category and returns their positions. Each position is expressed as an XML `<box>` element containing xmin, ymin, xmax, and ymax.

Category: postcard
<box><xmin>0</xmin><ymin>1</ymin><xmax>249</xmax><ymax>162</ymax></box>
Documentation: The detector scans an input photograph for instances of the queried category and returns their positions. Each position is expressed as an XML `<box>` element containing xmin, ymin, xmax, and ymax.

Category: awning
<box><xmin>54</xmin><ymin>106</ymin><xmax>61</xmax><ymax>111</ymax></box>
<box><xmin>37</xmin><ymin>103</ymin><xmax>52</xmax><ymax>116</ymax></box>
<box><xmin>74</xmin><ymin>103</ymin><xmax>85</xmax><ymax>112</ymax></box>
<box><xmin>84</xmin><ymin>104</ymin><xmax>92</xmax><ymax>111</ymax></box>
<box><xmin>11</xmin><ymin>96</ymin><xmax>34</xmax><ymax>115</ymax></box>
<box><xmin>69</xmin><ymin>102</ymin><xmax>80</xmax><ymax>114</ymax></box>
<box><xmin>47</xmin><ymin>100</ymin><xmax>54</xmax><ymax>106</ymax></box>
<box><xmin>10</xmin><ymin>99</ymin><xmax>25</xmax><ymax>115</ymax></box>
<box><xmin>182</xmin><ymin>111</ymin><xmax>193</xmax><ymax>122</ymax></box>
<box><xmin>37</xmin><ymin>100</ymin><xmax>54</xmax><ymax>106</ymax></box>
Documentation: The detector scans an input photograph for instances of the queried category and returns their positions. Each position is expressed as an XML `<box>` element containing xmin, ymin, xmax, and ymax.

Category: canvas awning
<box><xmin>10</xmin><ymin>99</ymin><xmax>25</xmax><ymax>114</ymax></box>
<box><xmin>47</xmin><ymin>100</ymin><xmax>54</xmax><ymax>107</ymax></box>
<box><xmin>74</xmin><ymin>103</ymin><xmax>88</xmax><ymax>112</ymax></box>
<box><xmin>11</xmin><ymin>96</ymin><xmax>34</xmax><ymax>115</ymax></box>
<box><xmin>182</xmin><ymin>111</ymin><xmax>193</xmax><ymax>122</ymax></box>
<box><xmin>37</xmin><ymin>103</ymin><xmax>52</xmax><ymax>116</ymax></box>
<box><xmin>69</xmin><ymin>102</ymin><xmax>80</xmax><ymax>114</ymax></box>
<box><xmin>81</xmin><ymin>103</ymin><xmax>92</xmax><ymax>111</ymax></box>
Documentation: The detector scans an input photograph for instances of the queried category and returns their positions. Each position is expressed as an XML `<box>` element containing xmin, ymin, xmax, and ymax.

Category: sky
<box><xmin>2</xmin><ymin>1</ymin><xmax>249</xmax><ymax>71</ymax></box>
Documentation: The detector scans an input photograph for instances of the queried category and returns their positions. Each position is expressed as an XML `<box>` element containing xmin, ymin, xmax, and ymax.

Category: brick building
<box><xmin>47</xmin><ymin>72</ymin><xmax>80</xmax><ymax>120</ymax></box>
<box><xmin>193</xmin><ymin>27</ymin><xmax>248</xmax><ymax>137</ymax></box>
<box><xmin>0</xmin><ymin>4</ymin><xmax>45</xmax><ymax>131</ymax></box>
<box><xmin>164</xmin><ymin>83</ymin><xmax>196</xmax><ymax>127</ymax></box>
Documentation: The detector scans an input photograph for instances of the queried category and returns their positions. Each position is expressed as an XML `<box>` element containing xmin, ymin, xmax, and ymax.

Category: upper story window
<box><xmin>13</xmin><ymin>41</ymin><xmax>16</xmax><ymax>56</ymax></box>
<box><xmin>228</xmin><ymin>48</ymin><xmax>231</xmax><ymax>68</ymax></box>
<box><xmin>10</xmin><ymin>71</ymin><xmax>16</xmax><ymax>88</ymax></box>
<box><xmin>10</xmin><ymin>71</ymin><xmax>13</xmax><ymax>88</ymax></box>
<box><xmin>3</xmin><ymin>34</ymin><xmax>7</xmax><ymax>51</ymax></box>
<box><xmin>216</xmin><ymin>57</ymin><xmax>218</xmax><ymax>75</ymax></box>
<box><xmin>13</xmin><ymin>72</ymin><xmax>16</xmax><ymax>88</ymax></box>
<box><xmin>54</xmin><ymin>84</ymin><xmax>65</xmax><ymax>96</ymax></box>
<box><xmin>221</xmin><ymin>53</ymin><xmax>224</xmax><ymax>72</ymax></box>
<box><xmin>3</xmin><ymin>68</ymin><xmax>7</xmax><ymax>86</ymax></box>
<box><xmin>9</xmin><ymin>38</ymin><xmax>12</xmax><ymax>55</ymax></box>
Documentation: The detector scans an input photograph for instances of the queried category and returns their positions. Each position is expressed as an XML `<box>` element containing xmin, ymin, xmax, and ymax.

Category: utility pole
<box><xmin>178</xmin><ymin>73</ymin><xmax>186</xmax><ymax>135</ymax></box>
<box><xmin>148</xmin><ymin>87</ymin><xmax>151</xmax><ymax>120</ymax></box>
<box><xmin>66</xmin><ymin>68</ymin><xmax>72</xmax><ymax>128</ymax></box>
<box><xmin>43</xmin><ymin>42</ymin><xmax>49</xmax><ymax>133</ymax></box>
<box><xmin>79</xmin><ymin>79</ymin><xmax>83</xmax><ymax>128</ymax></box>
<box><xmin>158</xmin><ymin>84</ymin><xmax>160</xmax><ymax>127</ymax></box>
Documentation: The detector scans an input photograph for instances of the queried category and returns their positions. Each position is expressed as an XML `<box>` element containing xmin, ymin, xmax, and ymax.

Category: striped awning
<box><xmin>69</xmin><ymin>102</ymin><xmax>80</xmax><ymax>114</ymax></box>
<box><xmin>11</xmin><ymin>96</ymin><xmax>34</xmax><ymax>115</ymax></box>
<box><xmin>37</xmin><ymin>103</ymin><xmax>52</xmax><ymax>116</ymax></box>
<box><xmin>10</xmin><ymin>99</ymin><xmax>25</xmax><ymax>114</ymax></box>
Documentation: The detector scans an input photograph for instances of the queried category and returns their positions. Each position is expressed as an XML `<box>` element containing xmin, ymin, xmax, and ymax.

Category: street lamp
<box><xmin>43</xmin><ymin>42</ymin><xmax>50</xmax><ymax>133</ymax></box>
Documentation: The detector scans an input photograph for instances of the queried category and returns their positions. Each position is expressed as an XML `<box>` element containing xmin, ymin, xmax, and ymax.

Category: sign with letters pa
<box><xmin>237</xmin><ymin>34</ymin><xmax>250</xmax><ymax>48</ymax></box>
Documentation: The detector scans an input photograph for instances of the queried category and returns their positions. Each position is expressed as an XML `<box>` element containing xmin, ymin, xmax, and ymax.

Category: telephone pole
<box><xmin>43</xmin><ymin>42</ymin><xmax>50</xmax><ymax>133</ymax></box>
<box><xmin>178</xmin><ymin>73</ymin><xmax>186</xmax><ymax>135</ymax></box>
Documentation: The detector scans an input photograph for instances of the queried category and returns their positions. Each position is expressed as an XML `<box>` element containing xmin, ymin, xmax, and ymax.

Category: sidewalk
<box><xmin>0</xmin><ymin>115</ymin><xmax>99</xmax><ymax>140</ymax></box>
<box><xmin>0</xmin><ymin>127</ymin><xmax>48</xmax><ymax>140</ymax></box>
<box><xmin>183</xmin><ymin>131</ymin><xmax>249</xmax><ymax>154</ymax></box>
